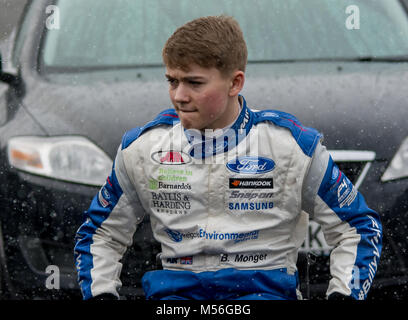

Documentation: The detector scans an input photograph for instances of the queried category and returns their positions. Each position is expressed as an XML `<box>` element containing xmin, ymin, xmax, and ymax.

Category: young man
<box><xmin>74</xmin><ymin>15</ymin><xmax>382</xmax><ymax>300</ymax></box>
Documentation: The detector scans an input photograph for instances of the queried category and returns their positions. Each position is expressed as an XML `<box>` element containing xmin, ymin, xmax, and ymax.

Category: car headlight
<box><xmin>7</xmin><ymin>136</ymin><xmax>113</xmax><ymax>186</ymax></box>
<box><xmin>381</xmin><ymin>136</ymin><xmax>408</xmax><ymax>182</ymax></box>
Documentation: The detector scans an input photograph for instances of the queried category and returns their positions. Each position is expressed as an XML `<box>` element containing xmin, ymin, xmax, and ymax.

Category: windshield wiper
<box><xmin>249</xmin><ymin>55</ymin><xmax>408</xmax><ymax>64</ymax></box>
<box><xmin>353</xmin><ymin>55</ymin><xmax>408</xmax><ymax>62</ymax></box>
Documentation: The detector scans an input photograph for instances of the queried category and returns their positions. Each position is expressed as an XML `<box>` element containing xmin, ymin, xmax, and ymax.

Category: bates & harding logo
<box><xmin>226</xmin><ymin>156</ymin><xmax>275</xmax><ymax>174</ymax></box>
<box><xmin>229</xmin><ymin>178</ymin><xmax>273</xmax><ymax>189</ymax></box>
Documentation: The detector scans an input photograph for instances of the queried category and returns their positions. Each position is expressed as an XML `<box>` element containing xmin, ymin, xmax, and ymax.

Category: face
<box><xmin>165</xmin><ymin>64</ymin><xmax>243</xmax><ymax>131</ymax></box>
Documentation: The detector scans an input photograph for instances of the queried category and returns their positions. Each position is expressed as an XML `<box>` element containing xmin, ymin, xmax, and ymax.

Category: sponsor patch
<box><xmin>151</xmin><ymin>192</ymin><xmax>191</xmax><ymax>215</ymax></box>
<box><xmin>164</xmin><ymin>229</ymin><xmax>200</xmax><ymax>242</ymax></box>
<box><xmin>331</xmin><ymin>165</ymin><xmax>340</xmax><ymax>181</ymax></box>
<box><xmin>227</xmin><ymin>189</ymin><xmax>275</xmax><ymax>213</ymax></box>
<box><xmin>166</xmin><ymin>258</ymin><xmax>178</xmax><ymax>264</ymax></box>
<box><xmin>151</xmin><ymin>150</ymin><xmax>192</xmax><ymax>165</ymax></box>
<box><xmin>328</xmin><ymin>165</ymin><xmax>357</xmax><ymax>208</ymax></box>
<box><xmin>239</xmin><ymin>108</ymin><xmax>250</xmax><ymax>130</ymax></box>
<box><xmin>149</xmin><ymin>179</ymin><xmax>192</xmax><ymax>190</ymax></box>
<box><xmin>226</xmin><ymin>156</ymin><xmax>275</xmax><ymax>174</ymax></box>
<box><xmin>261</xmin><ymin>111</ymin><xmax>279</xmax><ymax>118</ymax></box>
<box><xmin>164</xmin><ymin>228</ymin><xmax>259</xmax><ymax>244</ymax></box>
<box><xmin>199</xmin><ymin>229</ymin><xmax>259</xmax><ymax>243</ymax></box>
<box><xmin>165</xmin><ymin>229</ymin><xmax>183</xmax><ymax>242</ymax></box>
<box><xmin>157</xmin><ymin>167</ymin><xmax>193</xmax><ymax>182</ymax></box>
<box><xmin>98</xmin><ymin>183</ymin><xmax>110</xmax><ymax>208</ymax></box>
<box><xmin>229</xmin><ymin>190</ymin><xmax>274</xmax><ymax>201</ymax></box>
<box><xmin>337</xmin><ymin>176</ymin><xmax>357</xmax><ymax>208</ymax></box>
<box><xmin>165</xmin><ymin>256</ymin><xmax>194</xmax><ymax>265</ymax></box>
<box><xmin>180</xmin><ymin>256</ymin><xmax>193</xmax><ymax>265</ymax></box>
<box><xmin>228</xmin><ymin>202</ymin><xmax>274</xmax><ymax>211</ymax></box>
<box><xmin>220</xmin><ymin>253</ymin><xmax>268</xmax><ymax>264</ymax></box>
<box><xmin>229</xmin><ymin>178</ymin><xmax>273</xmax><ymax>189</ymax></box>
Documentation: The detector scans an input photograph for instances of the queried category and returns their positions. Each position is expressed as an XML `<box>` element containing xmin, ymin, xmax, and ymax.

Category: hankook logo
<box><xmin>229</xmin><ymin>178</ymin><xmax>274</xmax><ymax>189</ymax></box>
<box><xmin>151</xmin><ymin>150</ymin><xmax>192</xmax><ymax>165</ymax></box>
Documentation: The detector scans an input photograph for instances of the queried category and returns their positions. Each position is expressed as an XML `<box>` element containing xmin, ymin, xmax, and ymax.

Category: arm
<box><xmin>74</xmin><ymin>145</ymin><xmax>145</xmax><ymax>300</ymax></box>
<box><xmin>302</xmin><ymin>142</ymin><xmax>382</xmax><ymax>300</ymax></box>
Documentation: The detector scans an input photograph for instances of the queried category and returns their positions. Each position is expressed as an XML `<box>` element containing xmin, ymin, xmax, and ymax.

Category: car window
<box><xmin>42</xmin><ymin>0</ymin><xmax>408</xmax><ymax>69</ymax></box>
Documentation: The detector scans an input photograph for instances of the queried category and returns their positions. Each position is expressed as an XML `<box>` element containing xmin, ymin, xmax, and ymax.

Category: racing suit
<box><xmin>74</xmin><ymin>95</ymin><xmax>382</xmax><ymax>300</ymax></box>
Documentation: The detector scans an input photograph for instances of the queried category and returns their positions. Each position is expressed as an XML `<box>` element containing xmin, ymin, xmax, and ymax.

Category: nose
<box><xmin>173</xmin><ymin>83</ymin><xmax>190</xmax><ymax>104</ymax></box>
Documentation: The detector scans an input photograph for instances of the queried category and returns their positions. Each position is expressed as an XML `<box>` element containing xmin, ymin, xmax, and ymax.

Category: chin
<box><xmin>178</xmin><ymin>117</ymin><xmax>201</xmax><ymax>130</ymax></box>
<box><xmin>182</xmin><ymin>122</ymin><xmax>202</xmax><ymax>130</ymax></box>
<box><xmin>179</xmin><ymin>119</ymin><xmax>193</xmax><ymax>129</ymax></box>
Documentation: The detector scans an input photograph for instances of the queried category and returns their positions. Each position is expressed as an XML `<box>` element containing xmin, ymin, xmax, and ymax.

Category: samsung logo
<box><xmin>226</xmin><ymin>157</ymin><xmax>275</xmax><ymax>174</ymax></box>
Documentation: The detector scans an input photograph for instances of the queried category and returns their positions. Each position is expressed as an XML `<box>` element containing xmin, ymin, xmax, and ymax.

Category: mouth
<box><xmin>179</xmin><ymin>110</ymin><xmax>197</xmax><ymax>114</ymax></box>
<box><xmin>177</xmin><ymin>108</ymin><xmax>198</xmax><ymax>114</ymax></box>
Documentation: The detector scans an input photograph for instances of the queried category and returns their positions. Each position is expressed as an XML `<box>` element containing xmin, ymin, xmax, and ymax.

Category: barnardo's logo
<box><xmin>149</xmin><ymin>179</ymin><xmax>192</xmax><ymax>190</ymax></box>
<box><xmin>226</xmin><ymin>157</ymin><xmax>275</xmax><ymax>174</ymax></box>
<box><xmin>151</xmin><ymin>150</ymin><xmax>192</xmax><ymax>165</ymax></box>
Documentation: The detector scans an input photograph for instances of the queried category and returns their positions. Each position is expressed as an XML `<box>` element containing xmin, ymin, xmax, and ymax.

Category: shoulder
<box><xmin>121</xmin><ymin>109</ymin><xmax>179</xmax><ymax>150</ymax></box>
<box><xmin>251</xmin><ymin>108</ymin><xmax>322</xmax><ymax>157</ymax></box>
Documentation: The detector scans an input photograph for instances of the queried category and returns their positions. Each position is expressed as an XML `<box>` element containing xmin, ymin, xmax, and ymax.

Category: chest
<box><xmin>130</xmin><ymin>126</ymin><xmax>310</xmax><ymax>227</ymax></box>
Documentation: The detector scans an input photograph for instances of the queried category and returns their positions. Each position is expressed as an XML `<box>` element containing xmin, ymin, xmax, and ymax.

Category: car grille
<box><xmin>329</xmin><ymin>150</ymin><xmax>376</xmax><ymax>189</ymax></box>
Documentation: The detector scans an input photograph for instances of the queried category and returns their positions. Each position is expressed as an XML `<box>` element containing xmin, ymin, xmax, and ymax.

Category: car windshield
<box><xmin>42</xmin><ymin>0</ymin><xmax>408</xmax><ymax>69</ymax></box>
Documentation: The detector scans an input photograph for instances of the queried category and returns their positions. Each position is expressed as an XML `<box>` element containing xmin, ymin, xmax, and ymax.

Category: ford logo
<box><xmin>226</xmin><ymin>156</ymin><xmax>275</xmax><ymax>174</ymax></box>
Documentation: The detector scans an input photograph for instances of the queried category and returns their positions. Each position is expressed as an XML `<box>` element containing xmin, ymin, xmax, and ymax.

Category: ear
<box><xmin>229</xmin><ymin>70</ymin><xmax>245</xmax><ymax>97</ymax></box>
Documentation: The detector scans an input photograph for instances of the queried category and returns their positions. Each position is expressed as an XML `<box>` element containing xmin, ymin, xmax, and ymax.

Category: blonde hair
<box><xmin>162</xmin><ymin>15</ymin><xmax>248</xmax><ymax>77</ymax></box>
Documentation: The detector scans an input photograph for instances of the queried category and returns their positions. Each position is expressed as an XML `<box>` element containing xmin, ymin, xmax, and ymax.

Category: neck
<box><xmin>203</xmin><ymin>96</ymin><xmax>241</xmax><ymax>132</ymax></box>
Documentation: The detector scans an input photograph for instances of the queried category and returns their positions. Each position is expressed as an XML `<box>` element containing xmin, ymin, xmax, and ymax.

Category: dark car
<box><xmin>1</xmin><ymin>0</ymin><xmax>407</xmax><ymax>300</ymax></box>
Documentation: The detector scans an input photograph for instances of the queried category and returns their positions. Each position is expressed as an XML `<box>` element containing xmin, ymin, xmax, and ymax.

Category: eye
<box><xmin>189</xmin><ymin>80</ymin><xmax>202</xmax><ymax>87</ymax></box>
<box><xmin>166</xmin><ymin>78</ymin><xmax>178</xmax><ymax>87</ymax></box>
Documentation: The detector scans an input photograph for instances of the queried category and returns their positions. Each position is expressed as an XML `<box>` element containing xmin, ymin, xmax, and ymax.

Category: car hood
<box><xmin>21</xmin><ymin>68</ymin><xmax>171</xmax><ymax>157</ymax></box>
<box><xmin>23</xmin><ymin>62</ymin><xmax>408</xmax><ymax>160</ymax></box>
<box><xmin>242</xmin><ymin>61</ymin><xmax>408</xmax><ymax>160</ymax></box>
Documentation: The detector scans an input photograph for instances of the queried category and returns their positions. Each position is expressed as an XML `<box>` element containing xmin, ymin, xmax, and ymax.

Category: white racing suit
<box><xmin>74</xmin><ymin>95</ymin><xmax>382</xmax><ymax>300</ymax></box>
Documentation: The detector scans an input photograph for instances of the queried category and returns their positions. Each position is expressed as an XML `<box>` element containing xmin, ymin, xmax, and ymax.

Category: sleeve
<box><xmin>74</xmin><ymin>145</ymin><xmax>145</xmax><ymax>300</ymax></box>
<box><xmin>302</xmin><ymin>142</ymin><xmax>382</xmax><ymax>300</ymax></box>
